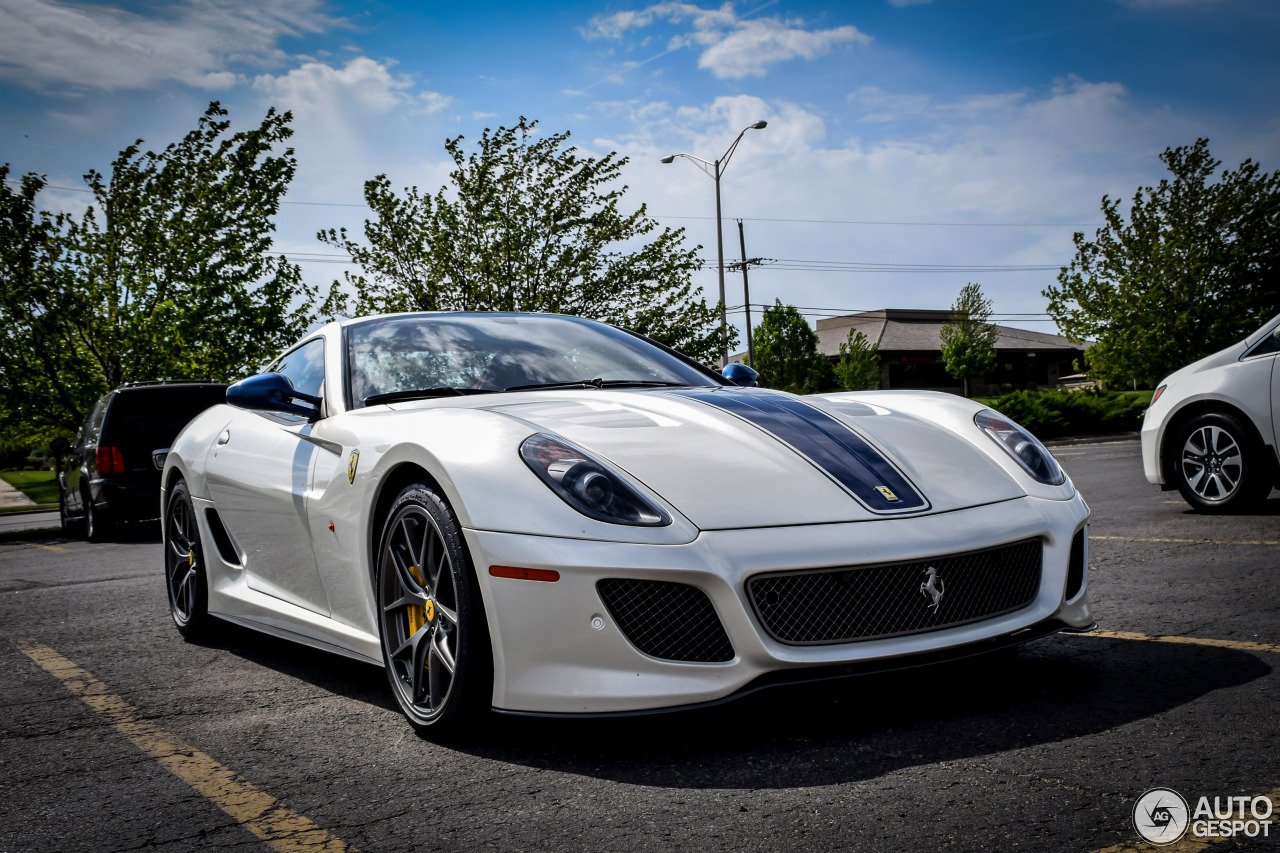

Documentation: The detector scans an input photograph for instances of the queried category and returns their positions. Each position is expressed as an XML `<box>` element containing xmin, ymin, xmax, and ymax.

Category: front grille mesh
<box><xmin>747</xmin><ymin>539</ymin><xmax>1042</xmax><ymax>645</ymax></box>
<box><xmin>597</xmin><ymin>579</ymin><xmax>734</xmax><ymax>663</ymax></box>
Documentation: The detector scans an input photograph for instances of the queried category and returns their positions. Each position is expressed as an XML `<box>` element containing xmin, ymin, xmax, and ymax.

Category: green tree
<box><xmin>940</xmin><ymin>282</ymin><xmax>999</xmax><ymax>397</ymax></box>
<box><xmin>753</xmin><ymin>300</ymin><xmax>829</xmax><ymax>393</ymax></box>
<box><xmin>319</xmin><ymin>117</ymin><xmax>731</xmax><ymax>364</ymax></box>
<box><xmin>0</xmin><ymin>103</ymin><xmax>316</xmax><ymax>440</ymax></box>
<box><xmin>834</xmin><ymin>328</ymin><xmax>880</xmax><ymax>391</ymax></box>
<box><xmin>1045</xmin><ymin>138</ymin><xmax>1280</xmax><ymax>385</ymax></box>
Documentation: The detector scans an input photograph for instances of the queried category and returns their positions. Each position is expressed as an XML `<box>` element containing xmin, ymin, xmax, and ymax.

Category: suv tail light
<box><xmin>95</xmin><ymin>446</ymin><xmax>125</xmax><ymax>474</ymax></box>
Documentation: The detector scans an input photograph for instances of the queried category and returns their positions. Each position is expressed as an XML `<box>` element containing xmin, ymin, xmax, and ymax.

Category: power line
<box><xmin>722</xmin><ymin>303</ymin><xmax>1058</xmax><ymax>319</ymax></box>
<box><xmin>658</xmin><ymin>214</ymin><xmax>1101</xmax><ymax>228</ymax></box>
<box><xmin>5</xmin><ymin>179</ymin><xmax>1100</xmax><ymax>226</ymax></box>
<box><xmin>699</xmin><ymin>256</ymin><xmax>1062</xmax><ymax>273</ymax></box>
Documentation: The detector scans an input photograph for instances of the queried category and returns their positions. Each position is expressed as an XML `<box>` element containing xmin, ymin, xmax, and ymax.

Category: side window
<box><xmin>1247</xmin><ymin>330</ymin><xmax>1280</xmax><ymax>359</ymax></box>
<box><xmin>85</xmin><ymin>396</ymin><xmax>111</xmax><ymax>446</ymax></box>
<box><xmin>274</xmin><ymin>338</ymin><xmax>326</xmax><ymax>400</ymax></box>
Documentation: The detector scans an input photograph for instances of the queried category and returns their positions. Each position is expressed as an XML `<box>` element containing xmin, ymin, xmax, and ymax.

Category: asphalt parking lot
<box><xmin>2</xmin><ymin>438</ymin><xmax>1278</xmax><ymax>852</ymax></box>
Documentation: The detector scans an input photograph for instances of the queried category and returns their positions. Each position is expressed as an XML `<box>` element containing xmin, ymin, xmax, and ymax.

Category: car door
<box><xmin>1271</xmin><ymin>335</ymin><xmax>1280</xmax><ymax>455</ymax></box>
<box><xmin>64</xmin><ymin>396</ymin><xmax>109</xmax><ymax>515</ymax></box>
<box><xmin>204</xmin><ymin>338</ymin><xmax>333</xmax><ymax>616</ymax></box>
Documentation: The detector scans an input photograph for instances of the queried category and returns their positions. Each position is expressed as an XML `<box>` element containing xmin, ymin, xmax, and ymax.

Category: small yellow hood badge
<box><xmin>347</xmin><ymin>450</ymin><xmax>359</xmax><ymax>485</ymax></box>
<box><xmin>875</xmin><ymin>485</ymin><xmax>899</xmax><ymax>502</ymax></box>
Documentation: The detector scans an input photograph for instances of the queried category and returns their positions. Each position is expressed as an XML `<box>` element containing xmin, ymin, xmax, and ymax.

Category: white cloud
<box><xmin>254</xmin><ymin>57</ymin><xmax>450</xmax><ymax>116</ymax></box>
<box><xmin>0</xmin><ymin>0</ymin><xmax>337</xmax><ymax>92</ymax></box>
<box><xmin>592</xmin><ymin>76</ymin><xmax>1219</xmax><ymax>329</ymax></box>
<box><xmin>246</xmin><ymin>55</ymin><xmax>455</xmax><ymax>230</ymax></box>
<box><xmin>583</xmin><ymin>3</ymin><xmax>868</xmax><ymax>79</ymax></box>
<box><xmin>887</xmin><ymin>0</ymin><xmax>935</xmax><ymax>6</ymax></box>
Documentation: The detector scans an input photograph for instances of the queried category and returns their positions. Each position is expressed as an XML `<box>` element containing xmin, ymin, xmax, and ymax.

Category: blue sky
<box><xmin>3</xmin><ymin>0</ymin><xmax>1278</xmax><ymax>340</ymax></box>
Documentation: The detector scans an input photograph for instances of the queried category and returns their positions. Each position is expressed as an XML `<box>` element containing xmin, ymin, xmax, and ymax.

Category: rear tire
<box><xmin>376</xmin><ymin>482</ymin><xmax>492</xmax><ymax>739</ymax></box>
<box><xmin>164</xmin><ymin>480</ymin><xmax>212</xmax><ymax>640</ymax></box>
<box><xmin>1170</xmin><ymin>412</ymin><xmax>1271</xmax><ymax>513</ymax></box>
<box><xmin>84</xmin><ymin>489</ymin><xmax>112</xmax><ymax>542</ymax></box>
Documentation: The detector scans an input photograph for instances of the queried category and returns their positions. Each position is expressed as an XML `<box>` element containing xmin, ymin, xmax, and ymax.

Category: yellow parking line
<box><xmin>14</xmin><ymin>639</ymin><xmax>353</xmax><ymax>853</ymax></box>
<box><xmin>1088</xmin><ymin>630</ymin><xmax>1280</xmax><ymax>655</ymax></box>
<box><xmin>29</xmin><ymin>543</ymin><xmax>70</xmax><ymax>553</ymax></box>
<box><xmin>1090</xmin><ymin>786</ymin><xmax>1280</xmax><ymax>853</ymax></box>
<box><xmin>1092</xmin><ymin>535</ymin><xmax>1280</xmax><ymax>546</ymax></box>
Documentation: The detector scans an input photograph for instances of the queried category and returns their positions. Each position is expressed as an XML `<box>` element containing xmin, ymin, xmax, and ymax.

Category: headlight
<box><xmin>520</xmin><ymin>433</ymin><xmax>670</xmax><ymax>526</ymax></box>
<box><xmin>974</xmin><ymin>409</ymin><xmax>1065</xmax><ymax>485</ymax></box>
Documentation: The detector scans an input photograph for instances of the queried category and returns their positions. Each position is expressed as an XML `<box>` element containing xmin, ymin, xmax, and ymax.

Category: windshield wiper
<box><xmin>502</xmin><ymin>378</ymin><xmax>689</xmax><ymax>392</ymax></box>
<box><xmin>364</xmin><ymin>387</ymin><xmax>496</xmax><ymax>406</ymax></box>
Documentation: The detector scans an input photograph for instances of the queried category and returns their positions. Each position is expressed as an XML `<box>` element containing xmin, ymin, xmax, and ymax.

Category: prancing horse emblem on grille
<box><xmin>919</xmin><ymin>566</ymin><xmax>945</xmax><ymax>612</ymax></box>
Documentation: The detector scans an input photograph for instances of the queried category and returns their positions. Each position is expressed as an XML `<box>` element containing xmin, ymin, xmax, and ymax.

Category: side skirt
<box><xmin>212</xmin><ymin>613</ymin><xmax>384</xmax><ymax>668</ymax></box>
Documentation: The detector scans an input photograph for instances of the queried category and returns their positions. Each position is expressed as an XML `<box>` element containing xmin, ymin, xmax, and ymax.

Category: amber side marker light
<box><xmin>489</xmin><ymin>565</ymin><xmax>561</xmax><ymax>582</ymax></box>
<box><xmin>1151</xmin><ymin>384</ymin><xmax>1166</xmax><ymax>405</ymax></box>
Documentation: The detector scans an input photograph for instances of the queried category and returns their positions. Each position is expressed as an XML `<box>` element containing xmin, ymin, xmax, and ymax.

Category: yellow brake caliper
<box><xmin>407</xmin><ymin>565</ymin><xmax>427</xmax><ymax>636</ymax></box>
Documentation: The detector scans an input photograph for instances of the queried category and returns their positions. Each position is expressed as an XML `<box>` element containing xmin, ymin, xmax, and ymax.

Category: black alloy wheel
<box><xmin>377</xmin><ymin>483</ymin><xmax>491</xmax><ymax>738</ymax></box>
<box><xmin>164</xmin><ymin>480</ymin><xmax>211</xmax><ymax>640</ymax></box>
<box><xmin>1171</xmin><ymin>412</ymin><xmax>1271</xmax><ymax>513</ymax></box>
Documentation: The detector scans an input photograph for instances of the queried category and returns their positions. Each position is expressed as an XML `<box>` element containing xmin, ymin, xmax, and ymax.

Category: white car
<box><xmin>1142</xmin><ymin>314</ymin><xmax>1280</xmax><ymax>512</ymax></box>
<box><xmin>161</xmin><ymin>312</ymin><xmax>1093</xmax><ymax>737</ymax></box>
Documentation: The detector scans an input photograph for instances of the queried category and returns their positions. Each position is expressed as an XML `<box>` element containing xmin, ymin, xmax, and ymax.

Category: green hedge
<box><xmin>983</xmin><ymin>389</ymin><xmax>1151</xmax><ymax>439</ymax></box>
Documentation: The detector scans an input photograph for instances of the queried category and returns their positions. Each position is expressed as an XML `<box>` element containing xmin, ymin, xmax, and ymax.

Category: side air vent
<box><xmin>204</xmin><ymin>507</ymin><xmax>242</xmax><ymax>567</ymax></box>
<box><xmin>596</xmin><ymin>579</ymin><xmax>735</xmax><ymax>663</ymax></box>
<box><xmin>1065</xmin><ymin>528</ymin><xmax>1086</xmax><ymax>601</ymax></box>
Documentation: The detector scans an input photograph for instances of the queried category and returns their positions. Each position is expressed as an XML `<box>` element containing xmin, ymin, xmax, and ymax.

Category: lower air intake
<box><xmin>596</xmin><ymin>579</ymin><xmax>735</xmax><ymax>663</ymax></box>
<box><xmin>748</xmin><ymin>538</ymin><xmax>1043</xmax><ymax>645</ymax></box>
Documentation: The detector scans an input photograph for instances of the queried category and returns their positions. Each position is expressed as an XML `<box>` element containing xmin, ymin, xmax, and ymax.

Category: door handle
<box><xmin>216</xmin><ymin>429</ymin><xmax>231</xmax><ymax>446</ymax></box>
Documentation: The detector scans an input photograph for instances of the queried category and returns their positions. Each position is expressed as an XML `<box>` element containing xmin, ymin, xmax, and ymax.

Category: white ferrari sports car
<box><xmin>161</xmin><ymin>312</ymin><xmax>1094</xmax><ymax>736</ymax></box>
<box><xmin>1142</xmin><ymin>313</ymin><xmax>1280</xmax><ymax>512</ymax></box>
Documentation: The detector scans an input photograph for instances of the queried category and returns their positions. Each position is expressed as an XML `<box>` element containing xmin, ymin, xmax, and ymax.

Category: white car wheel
<box><xmin>1172</xmin><ymin>412</ymin><xmax>1270</xmax><ymax>512</ymax></box>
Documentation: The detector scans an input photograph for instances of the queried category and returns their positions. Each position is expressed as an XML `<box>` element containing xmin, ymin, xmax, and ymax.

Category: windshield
<box><xmin>344</xmin><ymin>314</ymin><xmax>720</xmax><ymax>408</ymax></box>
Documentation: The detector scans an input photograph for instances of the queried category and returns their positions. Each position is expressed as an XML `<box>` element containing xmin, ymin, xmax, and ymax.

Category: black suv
<box><xmin>55</xmin><ymin>382</ymin><xmax>227</xmax><ymax>540</ymax></box>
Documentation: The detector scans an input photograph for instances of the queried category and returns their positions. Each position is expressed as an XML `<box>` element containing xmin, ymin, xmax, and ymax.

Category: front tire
<box><xmin>376</xmin><ymin>483</ymin><xmax>492</xmax><ymax>738</ymax></box>
<box><xmin>164</xmin><ymin>480</ymin><xmax>212</xmax><ymax>640</ymax></box>
<box><xmin>1170</xmin><ymin>412</ymin><xmax>1271</xmax><ymax>513</ymax></box>
<box><xmin>59</xmin><ymin>489</ymin><xmax>84</xmax><ymax>538</ymax></box>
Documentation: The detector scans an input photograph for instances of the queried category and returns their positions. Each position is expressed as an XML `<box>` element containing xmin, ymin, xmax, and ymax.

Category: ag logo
<box><xmin>347</xmin><ymin>450</ymin><xmax>359</xmax><ymax>485</ymax></box>
<box><xmin>1133</xmin><ymin>788</ymin><xmax>1189</xmax><ymax>845</ymax></box>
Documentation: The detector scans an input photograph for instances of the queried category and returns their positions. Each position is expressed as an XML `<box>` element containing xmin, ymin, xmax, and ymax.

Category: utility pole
<box><xmin>728</xmin><ymin>219</ymin><xmax>768</xmax><ymax>369</ymax></box>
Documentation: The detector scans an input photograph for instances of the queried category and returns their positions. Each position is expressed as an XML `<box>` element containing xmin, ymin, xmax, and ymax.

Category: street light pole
<box><xmin>737</xmin><ymin>219</ymin><xmax>754</xmax><ymax>368</ymax></box>
<box><xmin>660</xmin><ymin>120</ymin><xmax>767</xmax><ymax>367</ymax></box>
<box><xmin>713</xmin><ymin>159</ymin><xmax>725</xmax><ymax>362</ymax></box>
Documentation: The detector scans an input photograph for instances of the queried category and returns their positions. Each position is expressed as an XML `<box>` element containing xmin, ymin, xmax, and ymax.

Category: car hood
<box><xmin>487</xmin><ymin>387</ymin><xmax>1023</xmax><ymax>530</ymax></box>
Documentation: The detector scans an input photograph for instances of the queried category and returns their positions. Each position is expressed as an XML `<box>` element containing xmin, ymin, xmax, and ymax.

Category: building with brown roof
<box><xmin>813</xmin><ymin>309</ymin><xmax>1087</xmax><ymax>393</ymax></box>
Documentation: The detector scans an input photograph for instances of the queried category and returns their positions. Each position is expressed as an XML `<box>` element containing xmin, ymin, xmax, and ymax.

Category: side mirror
<box><xmin>51</xmin><ymin>437</ymin><xmax>70</xmax><ymax>454</ymax></box>
<box><xmin>227</xmin><ymin>373</ymin><xmax>322</xmax><ymax>420</ymax></box>
<box><xmin>722</xmin><ymin>363</ymin><xmax>760</xmax><ymax>387</ymax></box>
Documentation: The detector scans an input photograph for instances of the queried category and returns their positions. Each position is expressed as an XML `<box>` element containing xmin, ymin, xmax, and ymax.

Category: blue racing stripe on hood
<box><xmin>675</xmin><ymin>388</ymin><xmax>927</xmax><ymax>512</ymax></box>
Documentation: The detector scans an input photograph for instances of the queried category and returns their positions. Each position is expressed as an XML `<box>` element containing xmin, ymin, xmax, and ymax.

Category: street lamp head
<box><xmin>751</xmin><ymin>121</ymin><xmax>767</xmax><ymax>130</ymax></box>
<box><xmin>659</xmin><ymin>155</ymin><xmax>676</xmax><ymax>164</ymax></box>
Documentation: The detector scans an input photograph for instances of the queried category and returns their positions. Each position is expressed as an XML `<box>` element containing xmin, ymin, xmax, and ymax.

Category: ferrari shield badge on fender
<box><xmin>347</xmin><ymin>450</ymin><xmax>359</xmax><ymax>485</ymax></box>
